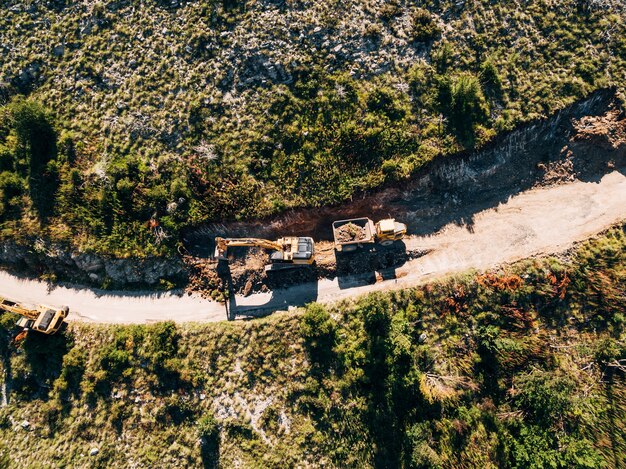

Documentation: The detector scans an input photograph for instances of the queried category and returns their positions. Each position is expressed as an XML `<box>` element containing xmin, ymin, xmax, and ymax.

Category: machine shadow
<box><xmin>218</xmin><ymin>262</ymin><xmax>319</xmax><ymax>320</ymax></box>
<box><xmin>336</xmin><ymin>241</ymin><xmax>409</xmax><ymax>290</ymax></box>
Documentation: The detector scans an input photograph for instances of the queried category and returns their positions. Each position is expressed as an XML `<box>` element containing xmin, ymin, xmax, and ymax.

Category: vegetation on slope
<box><xmin>0</xmin><ymin>225</ymin><xmax>624</xmax><ymax>467</ymax></box>
<box><xmin>0</xmin><ymin>0</ymin><xmax>625</xmax><ymax>256</ymax></box>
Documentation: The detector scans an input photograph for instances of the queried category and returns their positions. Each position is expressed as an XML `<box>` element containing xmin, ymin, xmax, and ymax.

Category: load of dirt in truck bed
<box><xmin>335</xmin><ymin>222</ymin><xmax>367</xmax><ymax>243</ymax></box>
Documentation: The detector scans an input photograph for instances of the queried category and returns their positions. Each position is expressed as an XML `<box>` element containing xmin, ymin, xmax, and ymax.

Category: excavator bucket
<box><xmin>213</xmin><ymin>238</ymin><xmax>228</xmax><ymax>261</ymax></box>
<box><xmin>13</xmin><ymin>330</ymin><xmax>28</xmax><ymax>344</ymax></box>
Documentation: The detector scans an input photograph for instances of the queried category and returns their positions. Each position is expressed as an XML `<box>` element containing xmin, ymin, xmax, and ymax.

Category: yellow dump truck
<box><xmin>332</xmin><ymin>217</ymin><xmax>407</xmax><ymax>252</ymax></box>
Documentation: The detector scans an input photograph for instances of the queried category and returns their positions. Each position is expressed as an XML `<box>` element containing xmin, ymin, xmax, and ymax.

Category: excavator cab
<box><xmin>16</xmin><ymin>305</ymin><xmax>68</xmax><ymax>335</ymax></box>
<box><xmin>268</xmin><ymin>236</ymin><xmax>315</xmax><ymax>267</ymax></box>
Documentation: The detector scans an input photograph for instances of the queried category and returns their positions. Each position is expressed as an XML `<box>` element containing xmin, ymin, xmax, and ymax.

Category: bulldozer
<box><xmin>0</xmin><ymin>296</ymin><xmax>69</xmax><ymax>336</ymax></box>
<box><xmin>214</xmin><ymin>236</ymin><xmax>315</xmax><ymax>270</ymax></box>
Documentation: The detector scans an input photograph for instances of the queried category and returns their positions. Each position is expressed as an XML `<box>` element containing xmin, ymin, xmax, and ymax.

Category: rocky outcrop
<box><xmin>0</xmin><ymin>240</ymin><xmax>186</xmax><ymax>287</ymax></box>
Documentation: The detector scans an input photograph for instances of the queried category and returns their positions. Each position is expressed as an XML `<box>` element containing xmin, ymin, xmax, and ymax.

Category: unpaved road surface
<box><xmin>1</xmin><ymin>170</ymin><xmax>626</xmax><ymax>324</ymax></box>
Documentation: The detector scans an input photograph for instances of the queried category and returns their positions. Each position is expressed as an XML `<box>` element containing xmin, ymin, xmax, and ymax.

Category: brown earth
<box><xmin>335</xmin><ymin>222</ymin><xmax>368</xmax><ymax>243</ymax></box>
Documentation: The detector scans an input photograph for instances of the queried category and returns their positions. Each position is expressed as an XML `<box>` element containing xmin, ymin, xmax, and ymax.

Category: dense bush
<box><xmin>8</xmin><ymin>98</ymin><xmax>58</xmax><ymax>220</ymax></box>
<box><xmin>411</xmin><ymin>8</ymin><xmax>441</xmax><ymax>42</ymax></box>
<box><xmin>301</xmin><ymin>303</ymin><xmax>336</xmax><ymax>370</ymax></box>
<box><xmin>436</xmin><ymin>73</ymin><xmax>489</xmax><ymax>144</ymax></box>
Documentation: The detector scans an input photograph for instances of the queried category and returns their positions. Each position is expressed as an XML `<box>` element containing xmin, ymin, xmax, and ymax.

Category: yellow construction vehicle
<box><xmin>214</xmin><ymin>236</ymin><xmax>315</xmax><ymax>270</ymax></box>
<box><xmin>332</xmin><ymin>217</ymin><xmax>407</xmax><ymax>252</ymax></box>
<box><xmin>0</xmin><ymin>296</ymin><xmax>68</xmax><ymax>335</ymax></box>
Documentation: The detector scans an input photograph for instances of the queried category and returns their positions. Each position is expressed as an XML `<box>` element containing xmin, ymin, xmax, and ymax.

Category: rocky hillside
<box><xmin>0</xmin><ymin>0</ymin><xmax>625</xmax><ymax>260</ymax></box>
<box><xmin>0</xmin><ymin>225</ymin><xmax>624</xmax><ymax>467</ymax></box>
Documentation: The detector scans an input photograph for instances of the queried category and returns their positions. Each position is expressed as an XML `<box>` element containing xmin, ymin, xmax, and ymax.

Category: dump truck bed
<box><xmin>332</xmin><ymin>218</ymin><xmax>376</xmax><ymax>250</ymax></box>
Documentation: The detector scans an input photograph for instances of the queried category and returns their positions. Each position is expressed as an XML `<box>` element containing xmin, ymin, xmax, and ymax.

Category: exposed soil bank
<box><xmin>186</xmin><ymin>88</ymin><xmax>622</xmax><ymax>245</ymax></box>
<box><xmin>184</xmin><ymin>87</ymin><xmax>625</xmax><ymax>297</ymax></box>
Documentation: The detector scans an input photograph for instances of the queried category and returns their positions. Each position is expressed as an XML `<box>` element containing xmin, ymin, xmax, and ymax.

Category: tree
<box><xmin>300</xmin><ymin>303</ymin><xmax>336</xmax><ymax>370</ymax></box>
<box><xmin>198</xmin><ymin>414</ymin><xmax>220</xmax><ymax>469</ymax></box>
<box><xmin>8</xmin><ymin>98</ymin><xmax>58</xmax><ymax>220</ymax></box>
<box><xmin>436</xmin><ymin>73</ymin><xmax>489</xmax><ymax>145</ymax></box>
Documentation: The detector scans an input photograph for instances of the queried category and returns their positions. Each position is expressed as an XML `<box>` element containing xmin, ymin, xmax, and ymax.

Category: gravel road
<box><xmin>1</xmin><ymin>170</ymin><xmax>625</xmax><ymax>324</ymax></box>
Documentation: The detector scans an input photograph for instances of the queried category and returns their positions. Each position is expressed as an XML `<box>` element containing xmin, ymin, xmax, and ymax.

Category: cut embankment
<box><xmin>184</xmin><ymin>88</ymin><xmax>626</xmax><ymax>297</ymax></box>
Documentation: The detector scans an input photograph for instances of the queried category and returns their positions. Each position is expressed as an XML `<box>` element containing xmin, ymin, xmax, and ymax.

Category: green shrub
<box><xmin>436</xmin><ymin>73</ymin><xmax>489</xmax><ymax>145</ymax></box>
<box><xmin>0</xmin><ymin>409</ymin><xmax>10</xmax><ymax>429</ymax></box>
<box><xmin>411</xmin><ymin>8</ymin><xmax>440</xmax><ymax>42</ymax></box>
<box><xmin>366</xmin><ymin>86</ymin><xmax>406</xmax><ymax>121</ymax></box>
<box><xmin>0</xmin><ymin>171</ymin><xmax>24</xmax><ymax>219</ymax></box>
<box><xmin>300</xmin><ymin>303</ymin><xmax>336</xmax><ymax>369</ymax></box>
<box><xmin>147</xmin><ymin>321</ymin><xmax>179</xmax><ymax>363</ymax></box>
<box><xmin>8</xmin><ymin>98</ymin><xmax>57</xmax><ymax>173</ymax></box>
<box><xmin>100</xmin><ymin>348</ymin><xmax>131</xmax><ymax>380</ymax></box>
<box><xmin>380</xmin><ymin>0</ymin><xmax>402</xmax><ymax>22</ymax></box>
<box><xmin>0</xmin><ymin>145</ymin><xmax>13</xmax><ymax>172</ymax></box>
<box><xmin>0</xmin><ymin>442</ymin><xmax>9</xmax><ymax>468</ymax></box>
<box><xmin>6</xmin><ymin>98</ymin><xmax>58</xmax><ymax>220</ymax></box>
<box><xmin>515</xmin><ymin>370</ymin><xmax>576</xmax><ymax>428</ymax></box>
<box><xmin>198</xmin><ymin>414</ymin><xmax>219</xmax><ymax>440</ymax></box>
<box><xmin>480</xmin><ymin>60</ymin><xmax>503</xmax><ymax>97</ymax></box>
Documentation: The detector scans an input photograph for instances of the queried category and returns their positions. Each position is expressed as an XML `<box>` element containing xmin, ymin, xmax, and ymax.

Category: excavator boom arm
<box><xmin>214</xmin><ymin>236</ymin><xmax>315</xmax><ymax>266</ymax></box>
<box><xmin>216</xmin><ymin>237</ymin><xmax>284</xmax><ymax>252</ymax></box>
<box><xmin>0</xmin><ymin>297</ymin><xmax>39</xmax><ymax>320</ymax></box>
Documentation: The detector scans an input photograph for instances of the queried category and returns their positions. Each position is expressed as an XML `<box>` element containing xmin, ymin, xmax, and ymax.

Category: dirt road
<box><xmin>1</xmin><ymin>170</ymin><xmax>625</xmax><ymax>324</ymax></box>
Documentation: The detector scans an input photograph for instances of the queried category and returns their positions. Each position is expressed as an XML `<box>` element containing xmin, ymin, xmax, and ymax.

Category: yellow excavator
<box><xmin>0</xmin><ymin>296</ymin><xmax>68</xmax><ymax>336</ymax></box>
<box><xmin>214</xmin><ymin>236</ymin><xmax>315</xmax><ymax>270</ymax></box>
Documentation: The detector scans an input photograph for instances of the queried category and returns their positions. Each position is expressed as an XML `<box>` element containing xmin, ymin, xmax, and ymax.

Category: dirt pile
<box><xmin>335</xmin><ymin>222</ymin><xmax>367</xmax><ymax>243</ymax></box>
<box><xmin>184</xmin><ymin>257</ymin><xmax>225</xmax><ymax>301</ymax></box>
<box><xmin>573</xmin><ymin>109</ymin><xmax>626</xmax><ymax>151</ymax></box>
<box><xmin>536</xmin><ymin>107</ymin><xmax>626</xmax><ymax>185</ymax></box>
<box><xmin>185</xmin><ymin>248</ymin><xmax>272</xmax><ymax>299</ymax></box>
<box><xmin>185</xmin><ymin>238</ymin><xmax>430</xmax><ymax>300</ymax></box>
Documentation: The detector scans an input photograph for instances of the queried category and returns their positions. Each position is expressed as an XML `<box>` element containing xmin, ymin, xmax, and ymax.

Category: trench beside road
<box><xmin>1</xmin><ymin>170</ymin><xmax>626</xmax><ymax>324</ymax></box>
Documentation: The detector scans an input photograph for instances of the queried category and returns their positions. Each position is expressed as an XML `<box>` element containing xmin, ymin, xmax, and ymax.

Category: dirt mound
<box><xmin>184</xmin><ymin>257</ymin><xmax>225</xmax><ymax>301</ymax></box>
<box><xmin>573</xmin><ymin>109</ymin><xmax>626</xmax><ymax>151</ymax></box>
<box><xmin>335</xmin><ymin>222</ymin><xmax>367</xmax><ymax>243</ymax></box>
<box><xmin>185</xmin><ymin>247</ymin><xmax>271</xmax><ymax>299</ymax></box>
<box><xmin>537</xmin><ymin>107</ymin><xmax>626</xmax><ymax>185</ymax></box>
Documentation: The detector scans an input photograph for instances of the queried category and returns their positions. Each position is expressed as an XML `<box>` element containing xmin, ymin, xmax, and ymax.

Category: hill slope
<box><xmin>0</xmin><ymin>0</ymin><xmax>625</xmax><ymax>256</ymax></box>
